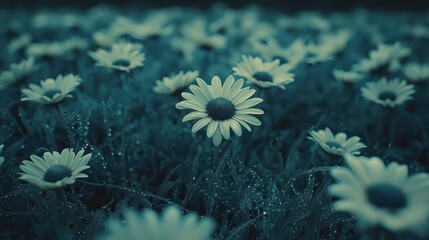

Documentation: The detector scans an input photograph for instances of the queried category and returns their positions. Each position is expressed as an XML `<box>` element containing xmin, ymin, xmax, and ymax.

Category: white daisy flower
<box><xmin>127</xmin><ymin>13</ymin><xmax>174</xmax><ymax>40</ymax></box>
<box><xmin>154</xmin><ymin>70</ymin><xmax>199</xmax><ymax>95</ymax></box>
<box><xmin>180</xmin><ymin>19</ymin><xmax>227</xmax><ymax>51</ymax></box>
<box><xmin>361</xmin><ymin>78</ymin><xmax>415</xmax><ymax>108</ymax></box>
<box><xmin>0</xmin><ymin>58</ymin><xmax>38</xmax><ymax>89</ymax></box>
<box><xmin>308</xmin><ymin>127</ymin><xmax>366</xmax><ymax>156</ymax></box>
<box><xmin>175</xmin><ymin>75</ymin><xmax>264</xmax><ymax>146</ymax></box>
<box><xmin>232</xmin><ymin>55</ymin><xmax>295</xmax><ymax>89</ymax></box>
<box><xmin>329</xmin><ymin>154</ymin><xmax>429</xmax><ymax>235</ymax></box>
<box><xmin>19</xmin><ymin>148</ymin><xmax>92</xmax><ymax>190</ymax></box>
<box><xmin>7</xmin><ymin>34</ymin><xmax>32</xmax><ymax>53</ymax></box>
<box><xmin>102</xmin><ymin>205</ymin><xmax>215</xmax><ymax>240</ymax></box>
<box><xmin>277</xmin><ymin>12</ymin><xmax>330</xmax><ymax>32</ymax></box>
<box><xmin>64</xmin><ymin>36</ymin><xmax>89</xmax><ymax>52</ymax></box>
<box><xmin>305</xmin><ymin>43</ymin><xmax>335</xmax><ymax>64</ymax></box>
<box><xmin>0</xmin><ymin>145</ymin><xmax>4</xmax><ymax>167</ymax></box>
<box><xmin>304</xmin><ymin>30</ymin><xmax>351</xmax><ymax>64</ymax></box>
<box><xmin>89</xmin><ymin>41</ymin><xmax>145</xmax><ymax>73</ymax></box>
<box><xmin>332</xmin><ymin>69</ymin><xmax>366</xmax><ymax>83</ymax></box>
<box><xmin>26</xmin><ymin>41</ymin><xmax>69</xmax><ymax>58</ymax></box>
<box><xmin>20</xmin><ymin>73</ymin><xmax>82</xmax><ymax>104</ymax></box>
<box><xmin>402</xmin><ymin>63</ymin><xmax>429</xmax><ymax>83</ymax></box>
<box><xmin>254</xmin><ymin>38</ymin><xmax>307</xmax><ymax>70</ymax></box>
<box><xmin>352</xmin><ymin>42</ymin><xmax>411</xmax><ymax>74</ymax></box>
<box><xmin>92</xmin><ymin>29</ymin><xmax>123</xmax><ymax>49</ymax></box>
<box><xmin>402</xmin><ymin>24</ymin><xmax>429</xmax><ymax>39</ymax></box>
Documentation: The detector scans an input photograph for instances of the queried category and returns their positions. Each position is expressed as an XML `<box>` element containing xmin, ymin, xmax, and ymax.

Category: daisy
<box><xmin>254</xmin><ymin>38</ymin><xmax>307</xmax><ymax>69</ymax></box>
<box><xmin>232</xmin><ymin>55</ymin><xmax>295</xmax><ymax>89</ymax></box>
<box><xmin>129</xmin><ymin>13</ymin><xmax>174</xmax><ymax>40</ymax></box>
<box><xmin>154</xmin><ymin>70</ymin><xmax>199</xmax><ymax>95</ymax></box>
<box><xmin>361</xmin><ymin>78</ymin><xmax>415</xmax><ymax>108</ymax></box>
<box><xmin>0</xmin><ymin>58</ymin><xmax>38</xmax><ymax>89</ymax></box>
<box><xmin>352</xmin><ymin>42</ymin><xmax>411</xmax><ymax>74</ymax></box>
<box><xmin>20</xmin><ymin>73</ymin><xmax>82</xmax><ymax>104</ymax></box>
<box><xmin>303</xmin><ymin>31</ymin><xmax>350</xmax><ymax>64</ymax></box>
<box><xmin>308</xmin><ymin>127</ymin><xmax>366</xmax><ymax>156</ymax></box>
<box><xmin>332</xmin><ymin>69</ymin><xmax>365</xmax><ymax>83</ymax></box>
<box><xmin>175</xmin><ymin>75</ymin><xmax>264</xmax><ymax>146</ymax></box>
<box><xmin>64</xmin><ymin>36</ymin><xmax>89</xmax><ymax>52</ymax></box>
<box><xmin>89</xmin><ymin>41</ymin><xmax>145</xmax><ymax>73</ymax></box>
<box><xmin>19</xmin><ymin>148</ymin><xmax>92</xmax><ymax>190</ymax></box>
<box><xmin>305</xmin><ymin>43</ymin><xmax>335</xmax><ymax>64</ymax></box>
<box><xmin>0</xmin><ymin>145</ymin><xmax>4</xmax><ymax>166</ymax></box>
<box><xmin>7</xmin><ymin>34</ymin><xmax>32</xmax><ymax>53</ymax></box>
<box><xmin>402</xmin><ymin>24</ymin><xmax>429</xmax><ymax>39</ymax></box>
<box><xmin>26</xmin><ymin>41</ymin><xmax>69</xmax><ymax>58</ymax></box>
<box><xmin>329</xmin><ymin>154</ymin><xmax>429</xmax><ymax>235</ymax></box>
<box><xmin>92</xmin><ymin>29</ymin><xmax>123</xmax><ymax>49</ymax></box>
<box><xmin>180</xmin><ymin>19</ymin><xmax>227</xmax><ymax>51</ymax></box>
<box><xmin>102</xmin><ymin>205</ymin><xmax>215</xmax><ymax>240</ymax></box>
<box><xmin>402</xmin><ymin>63</ymin><xmax>429</xmax><ymax>83</ymax></box>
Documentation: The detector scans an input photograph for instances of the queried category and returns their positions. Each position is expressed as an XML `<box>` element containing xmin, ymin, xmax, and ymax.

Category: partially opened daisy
<box><xmin>175</xmin><ymin>75</ymin><xmax>264</xmax><ymax>146</ymax></box>
<box><xmin>89</xmin><ymin>41</ymin><xmax>145</xmax><ymax>72</ymax></box>
<box><xmin>361</xmin><ymin>78</ymin><xmax>415</xmax><ymax>108</ymax></box>
<box><xmin>308</xmin><ymin>127</ymin><xmax>366</xmax><ymax>156</ymax></box>
<box><xmin>352</xmin><ymin>42</ymin><xmax>411</xmax><ymax>74</ymax></box>
<box><xmin>402</xmin><ymin>63</ymin><xmax>429</xmax><ymax>83</ymax></box>
<box><xmin>154</xmin><ymin>70</ymin><xmax>199</xmax><ymax>95</ymax></box>
<box><xmin>19</xmin><ymin>148</ymin><xmax>92</xmax><ymax>189</ymax></box>
<box><xmin>20</xmin><ymin>73</ymin><xmax>82</xmax><ymax>104</ymax></box>
<box><xmin>0</xmin><ymin>58</ymin><xmax>38</xmax><ymax>89</ymax></box>
<box><xmin>329</xmin><ymin>154</ymin><xmax>429</xmax><ymax>235</ymax></box>
<box><xmin>332</xmin><ymin>69</ymin><xmax>365</xmax><ymax>83</ymax></box>
<box><xmin>102</xmin><ymin>205</ymin><xmax>215</xmax><ymax>240</ymax></box>
<box><xmin>233</xmin><ymin>55</ymin><xmax>295</xmax><ymax>89</ymax></box>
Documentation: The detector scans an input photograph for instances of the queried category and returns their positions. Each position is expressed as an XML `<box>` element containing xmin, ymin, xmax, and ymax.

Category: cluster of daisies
<box><xmin>1</xmin><ymin>4</ymin><xmax>429</xmax><ymax>240</ymax></box>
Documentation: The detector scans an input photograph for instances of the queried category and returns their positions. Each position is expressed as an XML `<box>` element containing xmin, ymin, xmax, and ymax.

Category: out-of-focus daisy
<box><xmin>304</xmin><ymin>30</ymin><xmax>351</xmax><ymax>64</ymax></box>
<box><xmin>93</xmin><ymin>29</ymin><xmax>123</xmax><ymax>49</ymax></box>
<box><xmin>0</xmin><ymin>58</ymin><xmax>38</xmax><ymax>89</ymax></box>
<box><xmin>8</xmin><ymin>34</ymin><xmax>32</xmax><ymax>53</ymax></box>
<box><xmin>305</xmin><ymin>43</ymin><xmax>335</xmax><ymax>64</ymax></box>
<box><xmin>402</xmin><ymin>63</ymin><xmax>429</xmax><ymax>83</ymax></box>
<box><xmin>176</xmin><ymin>75</ymin><xmax>264</xmax><ymax>146</ymax></box>
<box><xmin>180</xmin><ymin>19</ymin><xmax>227</xmax><ymax>51</ymax></box>
<box><xmin>27</xmin><ymin>41</ymin><xmax>66</xmax><ymax>58</ymax></box>
<box><xmin>277</xmin><ymin>12</ymin><xmax>331</xmax><ymax>32</ymax></box>
<box><xmin>352</xmin><ymin>42</ymin><xmax>411</xmax><ymax>74</ymax></box>
<box><xmin>332</xmin><ymin>69</ymin><xmax>365</xmax><ymax>83</ymax></box>
<box><xmin>115</xmin><ymin>13</ymin><xmax>174</xmax><ymax>40</ymax></box>
<box><xmin>308</xmin><ymin>127</ymin><xmax>366</xmax><ymax>156</ymax></box>
<box><xmin>64</xmin><ymin>37</ymin><xmax>89</xmax><ymax>52</ymax></box>
<box><xmin>0</xmin><ymin>145</ymin><xmax>4</xmax><ymax>167</ymax></box>
<box><xmin>102</xmin><ymin>205</ymin><xmax>215</xmax><ymax>240</ymax></box>
<box><xmin>254</xmin><ymin>38</ymin><xmax>307</xmax><ymax>69</ymax></box>
<box><xmin>21</xmin><ymin>73</ymin><xmax>82</xmax><ymax>104</ymax></box>
<box><xmin>329</xmin><ymin>154</ymin><xmax>429</xmax><ymax>235</ymax></box>
<box><xmin>19</xmin><ymin>148</ymin><xmax>92</xmax><ymax>190</ymax></box>
<box><xmin>32</xmin><ymin>11</ymin><xmax>82</xmax><ymax>29</ymax></box>
<box><xmin>154</xmin><ymin>70</ymin><xmax>199</xmax><ymax>95</ymax></box>
<box><xmin>89</xmin><ymin>41</ymin><xmax>145</xmax><ymax>73</ymax></box>
<box><xmin>361</xmin><ymin>78</ymin><xmax>415</xmax><ymax>108</ymax></box>
<box><xmin>233</xmin><ymin>55</ymin><xmax>295</xmax><ymax>89</ymax></box>
<box><xmin>402</xmin><ymin>24</ymin><xmax>429</xmax><ymax>39</ymax></box>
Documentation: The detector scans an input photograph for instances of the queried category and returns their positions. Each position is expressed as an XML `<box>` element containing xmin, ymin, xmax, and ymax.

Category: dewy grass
<box><xmin>0</xmin><ymin>4</ymin><xmax>429</xmax><ymax>240</ymax></box>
